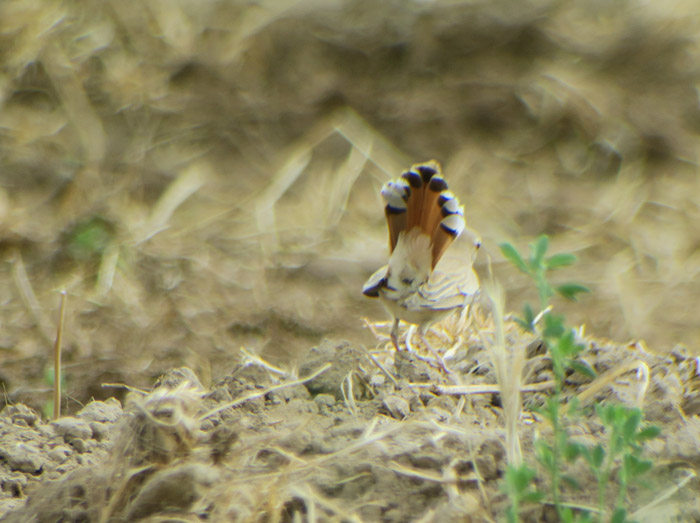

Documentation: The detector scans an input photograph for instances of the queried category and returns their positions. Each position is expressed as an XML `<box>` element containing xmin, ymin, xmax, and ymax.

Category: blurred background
<box><xmin>1</xmin><ymin>0</ymin><xmax>698</xmax><ymax>412</ymax></box>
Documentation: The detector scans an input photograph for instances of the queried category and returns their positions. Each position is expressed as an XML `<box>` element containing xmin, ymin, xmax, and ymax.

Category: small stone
<box><xmin>475</xmin><ymin>438</ymin><xmax>505</xmax><ymax>481</ymax></box>
<box><xmin>48</xmin><ymin>446</ymin><xmax>72</xmax><ymax>463</ymax></box>
<box><xmin>153</xmin><ymin>367</ymin><xmax>204</xmax><ymax>391</ymax></box>
<box><xmin>0</xmin><ymin>443</ymin><xmax>43</xmax><ymax>474</ymax></box>
<box><xmin>89</xmin><ymin>421</ymin><xmax>109</xmax><ymax>441</ymax></box>
<box><xmin>1</xmin><ymin>404</ymin><xmax>39</xmax><ymax>427</ymax></box>
<box><xmin>382</xmin><ymin>395</ymin><xmax>411</xmax><ymax>420</ymax></box>
<box><xmin>269</xmin><ymin>384</ymin><xmax>311</xmax><ymax>404</ymax></box>
<box><xmin>1</xmin><ymin>475</ymin><xmax>27</xmax><ymax>497</ymax></box>
<box><xmin>205</xmin><ymin>387</ymin><xmax>232</xmax><ymax>404</ymax></box>
<box><xmin>69</xmin><ymin>438</ymin><xmax>87</xmax><ymax>453</ymax></box>
<box><xmin>300</xmin><ymin>340</ymin><xmax>367</xmax><ymax>400</ymax></box>
<box><xmin>314</xmin><ymin>394</ymin><xmax>336</xmax><ymax>408</ymax></box>
<box><xmin>36</xmin><ymin>424</ymin><xmax>56</xmax><ymax>439</ymax></box>
<box><xmin>369</xmin><ymin>373</ymin><xmax>386</xmax><ymax>387</ymax></box>
<box><xmin>278</xmin><ymin>430</ymin><xmax>313</xmax><ymax>454</ymax></box>
<box><xmin>51</xmin><ymin>416</ymin><xmax>93</xmax><ymax>442</ymax></box>
<box><xmin>77</xmin><ymin>398</ymin><xmax>123</xmax><ymax>423</ymax></box>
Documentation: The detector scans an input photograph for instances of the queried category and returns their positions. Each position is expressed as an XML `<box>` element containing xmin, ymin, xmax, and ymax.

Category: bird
<box><xmin>362</xmin><ymin>160</ymin><xmax>481</xmax><ymax>366</ymax></box>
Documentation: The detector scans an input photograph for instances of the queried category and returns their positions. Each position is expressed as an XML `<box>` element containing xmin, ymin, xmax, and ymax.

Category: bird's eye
<box><xmin>401</xmin><ymin>278</ymin><xmax>414</xmax><ymax>285</ymax></box>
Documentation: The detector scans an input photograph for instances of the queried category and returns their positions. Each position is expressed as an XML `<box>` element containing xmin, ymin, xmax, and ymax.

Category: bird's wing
<box><xmin>417</xmin><ymin>263</ymin><xmax>479</xmax><ymax>311</ymax></box>
<box><xmin>362</xmin><ymin>265</ymin><xmax>388</xmax><ymax>297</ymax></box>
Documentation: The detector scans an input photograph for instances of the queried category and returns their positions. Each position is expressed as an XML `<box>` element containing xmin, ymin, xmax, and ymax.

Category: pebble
<box><xmin>382</xmin><ymin>395</ymin><xmax>411</xmax><ymax>420</ymax></box>
<box><xmin>51</xmin><ymin>417</ymin><xmax>93</xmax><ymax>442</ymax></box>
<box><xmin>1</xmin><ymin>404</ymin><xmax>38</xmax><ymax>427</ymax></box>
<box><xmin>0</xmin><ymin>443</ymin><xmax>43</xmax><ymax>474</ymax></box>
<box><xmin>48</xmin><ymin>446</ymin><xmax>72</xmax><ymax>464</ymax></box>
<box><xmin>77</xmin><ymin>399</ymin><xmax>123</xmax><ymax>424</ymax></box>
<box><xmin>69</xmin><ymin>439</ymin><xmax>87</xmax><ymax>453</ymax></box>
<box><xmin>89</xmin><ymin>421</ymin><xmax>110</xmax><ymax>441</ymax></box>
<box><xmin>314</xmin><ymin>394</ymin><xmax>336</xmax><ymax>408</ymax></box>
<box><xmin>1</xmin><ymin>475</ymin><xmax>27</xmax><ymax>497</ymax></box>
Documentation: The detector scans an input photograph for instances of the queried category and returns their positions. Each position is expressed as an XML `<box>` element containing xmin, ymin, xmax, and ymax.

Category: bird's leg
<box><xmin>405</xmin><ymin>324</ymin><xmax>416</xmax><ymax>352</ymax></box>
<box><xmin>456</xmin><ymin>302</ymin><xmax>471</xmax><ymax>333</ymax></box>
<box><xmin>418</xmin><ymin>325</ymin><xmax>451</xmax><ymax>374</ymax></box>
<box><xmin>390</xmin><ymin>317</ymin><xmax>401</xmax><ymax>351</ymax></box>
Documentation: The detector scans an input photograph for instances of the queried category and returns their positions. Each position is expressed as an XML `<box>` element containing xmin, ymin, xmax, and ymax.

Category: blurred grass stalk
<box><xmin>481</xmin><ymin>276</ymin><xmax>524</xmax><ymax>466</ymax></box>
<box><xmin>53</xmin><ymin>290</ymin><xmax>67</xmax><ymax>420</ymax></box>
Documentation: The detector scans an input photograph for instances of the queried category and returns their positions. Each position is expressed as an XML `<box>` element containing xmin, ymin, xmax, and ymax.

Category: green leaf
<box><xmin>542</xmin><ymin>313</ymin><xmax>566</xmax><ymax>339</ymax></box>
<box><xmin>555</xmin><ymin>283</ymin><xmax>591</xmax><ymax>301</ymax></box>
<box><xmin>530</xmin><ymin>403</ymin><xmax>545</xmax><ymax>416</ymax></box>
<box><xmin>591</xmin><ymin>444</ymin><xmax>605</xmax><ymax>469</ymax></box>
<box><xmin>44</xmin><ymin>365</ymin><xmax>66</xmax><ymax>388</ymax></box>
<box><xmin>515</xmin><ymin>304</ymin><xmax>536</xmax><ymax>332</ymax></box>
<box><xmin>562</xmin><ymin>474</ymin><xmax>581</xmax><ymax>489</ymax></box>
<box><xmin>564</xmin><ymin>441</ymin><xmax>585</xmax><ymax>462</ymax></box>
<box><xmin>65</xmin><ymin>216</ymin><xmax>113</xmax><ymax>261</ymax></box>
<box><xmin>624</xmin><ymin>454</ymin><xmax>653</xmax><ymax>477</ymax></box>
<box><xmin>521</xmin><ymin>491</ymin><xmax>545</xmax><ymax>503</ymax></box>
<box><xmin>570</xmin><ymin>359</ymin><xmax>597</xmax><ymax>379</ymax></box>
<box><xmin>594</xmin><ymin>402</ymin><xmax>604</xmax><ymax>421</ymax></box>
<box><xmin>623</xmin><ymin>409</ymin><xmax>642</xmax><ymax>440</ymax></box>
<box><xmin>506</xmin><ymin>464</ymin><xmax>537</xmax><ymax>491</ymax></box>
<box><xmin>611</xmin><ymin>507</ymin><xmax>628</xmax><ymax>523</ymax></box>
<box><xmin>523</xmin><ymin>303</ymin><xmax>535</xmax><ymax>326</ymax></box>
<box><xmin>637</xmin><ymin>425</ymin><xmax>661</xmax><ymax>441</ymax></box>
<box><xmin>515</xmin><ymin>317</ymin><xmax>532</xmax><ymax>331</ymax></box>
<box><xmin>556</xmin><ymin>330</ymin><xmax>576</xmax><ymax>356</ymax></box>
<box><xmin>530</xmin><ymin>235</ymin><xmax>549</xmax><ymax>267</ymax></box>
<box><xmin>44</xmin><ymin>365</ymin><xmax>55</xmax><ymax>386</ymax></box>
<box><xmin>546</xmin><ymin>253</ymin><xmax>577</xmax><ymax>269</ymax></box>
<box><xmin>597</xmin><ymin>403</ymin><xmax>616</xmax><ymax>426</ymax></box>
<box><xmin>500</xmin><ymin>242</ymin><xmax>530</xmax><ymax>274</ymax></box>
<box><xmin>566</xmin><ymin>396</ymin><xmax>581</xmax><ymax>416</ymax></box>
<box><xmin>536</xmin><ymin>443</ymin><xmax>555</xmax><ymax>470</ymax></box>
<box><xmin>544</xmin><ymin>396</ymin><xmax>560</xmax><ymax>421</ymax></box>
<box><xmin>43</xmin><ymin>400</ymin><xmax>54</xmax><ymax>420</ymax></box>
<box><xmin>536</xmin><ymin>276</ymin><xmax>555</xmax><ymax>308</ymax></box>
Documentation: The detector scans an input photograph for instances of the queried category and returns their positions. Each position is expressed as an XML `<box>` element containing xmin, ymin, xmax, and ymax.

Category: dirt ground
<box><xmin>2</xmin><ymin>329</ymin><xmax>700</xmax><ymax>521</ymax></box>
<box><xmin>1</xmin><ymin>0</ymin><xmax>699</xmax><ymax>521</ymax></box>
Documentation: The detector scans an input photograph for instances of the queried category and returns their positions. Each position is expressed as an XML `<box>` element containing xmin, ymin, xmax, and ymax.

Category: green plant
<box><xmin>501</xmin><ymin>236</ymin><xmax>592</xmax><ymax>518</ymax></box>
<box><xmin>63</xmin><ymin>216</ymin><xmax>114</xmax><ymax>263</ymax></box>
<box><xmin>584</xmin><ymin>405</ymin><xmax>661</xmax><ymax>522</ymax></box>
<box><xmin>500</xmin><ymin>235</ymin><xmax>589</xmax><ymax>332</ymax></box>
<box><xmin>502</xmin><ymin>464</ymin><xmax>543</xmax><ymax>523</ymax></box>
<box><xmin>498</xmin><ymin>235</ymin><xmax>659</xmax><ymax>522</ymax></box>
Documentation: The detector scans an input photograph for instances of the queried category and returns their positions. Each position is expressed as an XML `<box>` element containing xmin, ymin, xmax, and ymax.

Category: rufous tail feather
<box><xmin>380</xmin><ymin>160</ymin><xmax>465</xmax><ymax>268</ymax></box>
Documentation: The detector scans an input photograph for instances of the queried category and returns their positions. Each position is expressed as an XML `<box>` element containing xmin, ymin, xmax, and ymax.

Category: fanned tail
<box><xmin>380</xmin><ymin>160</ymin><xmax>465</xmax><ymax>269</ymax></box>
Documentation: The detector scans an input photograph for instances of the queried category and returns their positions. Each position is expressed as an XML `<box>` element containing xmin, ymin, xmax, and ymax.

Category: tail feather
<box><xmin>431</xmin><ymin>211</ymin><xmax>465</xmax><ymax>268</ymax></box>
<box><xmin>421</xmin><ymin>174</ymin><xmax>448</xmax><ymax>239</ymax></box>
<box><xmin>381</xmin><ymin>178</ymin><xmax>410</xmax><ymax>251</ymax></box>
<box><xmin>400</xmin><ymin>168</ymin><xmax>425</xmax><ymax>231</ymax></box>
<box><xmin>381</xmin><ymin>160</ymin><xmax>465</xmax><ymax>268</ymax></box>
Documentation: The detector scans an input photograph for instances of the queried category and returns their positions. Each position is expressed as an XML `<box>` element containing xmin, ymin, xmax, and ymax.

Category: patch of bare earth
<box><xmin>1</xmin><ymin>315</ymin><xmax>699</xmax><ymax>521</ymax></box>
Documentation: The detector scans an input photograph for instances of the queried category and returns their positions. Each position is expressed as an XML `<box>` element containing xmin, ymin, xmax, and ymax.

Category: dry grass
<box><xmin>7</xmin><ymin>311</ymin><xmax>698</xmax><ymax>521</ymax></box>
<box><xmin>0</xmin><ymin>0</ymin><xmax>698</xmax><ymax>418</ymax></box>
